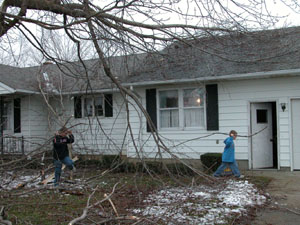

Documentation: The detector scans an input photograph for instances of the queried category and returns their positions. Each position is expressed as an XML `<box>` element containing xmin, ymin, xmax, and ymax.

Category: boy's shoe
<box><xmin>240</xmin><ymin>175</ymin><xmax>245</xmax><ymax>178</ymax></box>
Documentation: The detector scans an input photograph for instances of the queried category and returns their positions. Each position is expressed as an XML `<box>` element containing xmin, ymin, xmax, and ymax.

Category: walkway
<box><xmin>246</xmin><ymin>170</ymin><xmax>300</xmax><ymax>225</ymax></box>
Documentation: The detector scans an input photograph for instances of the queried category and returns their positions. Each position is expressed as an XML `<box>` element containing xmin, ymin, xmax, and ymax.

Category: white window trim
<box><xmin>157</xmin><ymin>87</ymin><xmax>206</xmax><ymax>131</ymax></box>
<box><xmin>81</xmin><ymin>95</ymin><xmax>105</xmax><ymax>118</ymax></box>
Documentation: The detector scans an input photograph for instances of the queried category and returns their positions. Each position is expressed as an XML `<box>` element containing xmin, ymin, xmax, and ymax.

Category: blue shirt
<box><xmin>222</xmin><ymin>136</ymin><xmax>235</xmax><ymax>162</ymax></box>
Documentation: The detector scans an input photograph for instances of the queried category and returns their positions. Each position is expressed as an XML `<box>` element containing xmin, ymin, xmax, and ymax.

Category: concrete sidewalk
<box><xmin>246</xmin><ymin>170</ymin><xmax>300</xmax><ymax>225</ymax></box>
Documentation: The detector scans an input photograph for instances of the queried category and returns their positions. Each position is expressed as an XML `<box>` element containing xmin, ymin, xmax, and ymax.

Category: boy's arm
<box><xmin>224</xmin><ymin>137</ymin><xmax>234</xmax><ymax>147</ymax></box>
<box><xmin>67</xmin><ymin>134</ymin><xmax>75</xmax><ymax>144</ymax></box>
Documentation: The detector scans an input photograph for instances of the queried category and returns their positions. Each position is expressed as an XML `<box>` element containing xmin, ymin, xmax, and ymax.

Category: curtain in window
<box><xmin>160</xmin><ymin>109</ymin><xmax>179</xmax><ymax>128</ymax></box>
<box><xmin>184</xmin><ymin>108</ymin><xmax>204</xmax><ymax>127</ymax></box>
<box><xmin>3</xmin><ymin>101</ymin><xmax>12</xmax><ymax>130</ymax></box>
<box><xmin>94</xmin><ymin>96</ymin><xmax>103</xmax><ymax>116</ymax></box>
<box><xmin>84</xmin><ymin>98</ymin><xmax>93</xmax><ymax>117</ymax></box>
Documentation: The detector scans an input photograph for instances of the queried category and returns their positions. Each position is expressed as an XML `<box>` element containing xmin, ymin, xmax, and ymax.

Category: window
<box><xmin>83</xmin><ymin>96</ymin><xmax>104</xmax><ymax>117</ymax></box>
<box><xmin>1</xmin><ymin>100</ymin><xmax>12</xmax><ymax>131</ymax></box>
<box><xmin>257</xmin><ymin>109</ymin><xmax>268</xmax><ymax>123</ymax></box>
<box><xmin>159</xmin><ymin>90</ymin><xmax>179</xmax><ymax>128</ymax></box>
<box><xmin>183</xmin><ymin>88</ymin><xmax>205</xmax><ymax>127</ymax></box>
<box><xmin>158</xmin><ymin>88</ymin><xmax>205</xmax><ymax>129</ymax></box>
<box><xmin>74</xmin><ymin>94</ymin><xmax>113</xmax><ymax>119</ymax></box>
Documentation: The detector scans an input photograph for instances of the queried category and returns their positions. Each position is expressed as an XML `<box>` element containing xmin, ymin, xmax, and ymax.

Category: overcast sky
<box><xmin>0</xmin><ymin>0</ymin><xmax>300</xmax><ymax>66</ymax></box>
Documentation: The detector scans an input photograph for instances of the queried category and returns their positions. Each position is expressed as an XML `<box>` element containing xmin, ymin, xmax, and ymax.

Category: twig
<box><xmin>104</xmin><ymin>193</ymin><xmax>119</xmax><ymax>217</ymax></box>
<box><xmin>283</xmin><ymin>207</ymin><xmax>300</xmax><ymax>215</ymax></box>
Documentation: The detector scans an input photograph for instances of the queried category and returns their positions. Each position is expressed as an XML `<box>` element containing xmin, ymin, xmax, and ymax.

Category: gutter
<box><xmin>15</xmin><ymin>89</ymin><xmax>40</xmax><ymax>94</ymax></box>
<box><xmin>122</xmin><ymin>68</ymin><xmax>300</xmax><ymax>87</ymax></box>
<box><xmin>3</xmin><ymin>68</ymin><xmax>300</xmax><ymax>95</ymax></box>
<box><xmin>61</xmin><ymin>88</ymin><xmax>120</xmax><ymax>95</ymax></box>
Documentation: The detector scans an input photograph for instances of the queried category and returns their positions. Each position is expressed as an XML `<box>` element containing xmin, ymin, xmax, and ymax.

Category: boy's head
<box><xmin>229</xmin><ymin>130</ymin><xmax>238</xmax><ymax>139</ymax></box>
<box><xmin>58</xmin><ymin>127</ymin><xmax>69</xmax><ymax>136</ymax></box>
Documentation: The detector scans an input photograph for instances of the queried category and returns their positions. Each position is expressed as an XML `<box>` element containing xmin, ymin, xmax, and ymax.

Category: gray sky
<box><xmin>0</xmin><ymin>0</ymin><xmax>300</xmax><ymax>67</ymax></box>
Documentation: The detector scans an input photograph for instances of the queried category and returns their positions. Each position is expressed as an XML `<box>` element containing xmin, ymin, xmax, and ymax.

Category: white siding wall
<box><xmin>127</xmin><ymin>76</ymin><xmax>300</xmax><ymax>168</ymax></box>
<box><xmin>20</xmin><ymin>95</ymin><xmax>50</xmax><ymax>153</ymax></box>
<box><xmin>54</xmin><ymin>93</ymin><xmax>127</xmax><ymax>155</ymax></box>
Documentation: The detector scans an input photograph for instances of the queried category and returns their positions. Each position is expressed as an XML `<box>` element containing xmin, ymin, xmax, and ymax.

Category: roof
<box><xmin>0</xmin><ymin>64</ymin><xmax>38</xmax><ymax>92</ymax></box>
<box><xmin>1</xmin><ymin>26</ymin><xmax>300</xmax><ymax>93</ymax></box>
<box><xmin>0</xmin><ymin>54</ymin><xmax>146</xmax><ymax>94</ymax></box>
<box><xmin>127</xmin><ymin>26</ymin><xmax>300</xmax><ymax>84</ymax></box>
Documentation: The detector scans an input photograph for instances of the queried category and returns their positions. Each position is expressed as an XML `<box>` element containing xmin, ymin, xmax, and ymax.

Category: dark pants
<box><xmin>54</xmin><ymin>156</ymin><xmax>74</xmax><ymax>186</ymax></box>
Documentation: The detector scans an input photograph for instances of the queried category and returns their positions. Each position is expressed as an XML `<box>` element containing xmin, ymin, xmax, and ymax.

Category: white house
<box><xmin>1</xmin><ymin>27</ymin><xmax>300</xmax><ymax>171</ymax></box>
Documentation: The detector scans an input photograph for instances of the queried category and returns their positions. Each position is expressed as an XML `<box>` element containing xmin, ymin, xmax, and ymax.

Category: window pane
<box><xmin>3</xmin><ymin>101</ymin><xmax>11</xmax><ymax>130</ymax></box>
<box><xmin>160</xmin><ymin>109</ymin><xmax>179</xmax><ymax>128</ymax></box>
<box><xmin>183</xmin><ymin>88</ymin><xmax>204</xmax><ymax>107</ymax></box>
<box><xmin>257</xmin><ymin>109</ymin><xmax>267</xmax><ymax>123</ymax></box>
<box><xmin>184</xmin><ymin>108</ymin><xmax>204</xmax><ymax>127</ymax></box>
<box><xmin>159</xmin><ymin>90</ymin><xmax>178</xmax><ymax>108</ymax></box>
<box><xmin>94</xmin><ymin>96</ymin><xmax>104</xmax><ymax>116</ymax></box>
<box><xmin>84</xmin><ymin>98</ymin><xmax>93</xmax><ymax>117</ymax></box>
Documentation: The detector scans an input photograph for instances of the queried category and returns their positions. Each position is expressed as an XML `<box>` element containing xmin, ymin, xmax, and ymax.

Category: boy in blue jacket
<box><xmin>213</xmin><ymin>130</ymin><xmax>242</xmax><ymax>178</ymax></box>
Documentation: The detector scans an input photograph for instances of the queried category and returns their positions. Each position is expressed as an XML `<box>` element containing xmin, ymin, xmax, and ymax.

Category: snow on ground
<box><xmin>0</xmin><ymin>171</ymin><xmax>42</xmax><ymax>190</ymax></box>
<box><xmin>132</xmin><ymin>179</ymin><xmax>267</xmax><ymax>224</ymax></box>
<box><xmin>0</xmin><ymin>172</ymin><xmax>267</xmax><ymax>224</ymax></box>
<box><xmin>0</xmin><ymin>171</ymin><xmax>83</xmax><ymax>191</ymax></box>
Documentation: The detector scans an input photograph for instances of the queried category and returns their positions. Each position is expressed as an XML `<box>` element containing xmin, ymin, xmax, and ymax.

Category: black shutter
<box><xmin>14</xmin><ymin>98</ymin><xmax>21</xmax><ymax>133</ymax></box>
<box><xmin>146</xmin><ymin>89</ymin><xmax>157</xmax><ymax>132</ymax></box>
<box><xmin>104</xmin><ymin>94</ymin><xmax>113</xmax><ymax>117</ymax></box>
<box><xmin>74</xmin><ymin>96</ymin><xmax>82</xmax><ymax>118</ymax></box>
<box><xmin>206</xmin><ymin>84</ymin><xmax>219</xmax><ymax>131</ymax></box>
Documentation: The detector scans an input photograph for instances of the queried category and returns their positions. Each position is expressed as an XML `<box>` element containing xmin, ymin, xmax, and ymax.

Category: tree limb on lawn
<box><xmin>68</xmin><ymin>182</ymin><xmax>119</xmax><ymax>225</ymax></box>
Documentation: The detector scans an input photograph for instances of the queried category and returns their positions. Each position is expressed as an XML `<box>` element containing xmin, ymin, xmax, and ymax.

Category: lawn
<box><xmin>0</xmin><ymin>168</ymin><xmax>270</xmax><ymax>225</ymax></box>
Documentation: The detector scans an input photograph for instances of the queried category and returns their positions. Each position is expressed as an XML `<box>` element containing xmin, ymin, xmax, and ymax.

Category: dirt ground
<box><xmin>245</xmin><ymin>170</ymin><xmax>300</xmax><ymax>225</ymax></box>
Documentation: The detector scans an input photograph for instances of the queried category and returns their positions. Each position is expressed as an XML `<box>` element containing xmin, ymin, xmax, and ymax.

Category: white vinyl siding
<box><xmin>58</xmin><ymin>93</ymin><xmax>127</xmax><ymax>155</ymax></box>
<box><xmin>18</xmin><ymin>95</ymin><xmax>50</xmax><ymax>153</ymax></box>
<box><xmin>126</xmin><ymin>76</ymin><xmax>300</xmax><ymax>169</ymax></box>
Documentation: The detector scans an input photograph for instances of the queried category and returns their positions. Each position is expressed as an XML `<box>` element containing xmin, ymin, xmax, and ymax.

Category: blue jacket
<box><xmin>222</xmin><ymin>136</ymin><xmax>235</xmax><ymax>163</ymax></box>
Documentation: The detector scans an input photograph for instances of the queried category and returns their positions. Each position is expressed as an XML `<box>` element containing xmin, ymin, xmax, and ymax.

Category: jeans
<box><xmin>213</xmin><ymin>161</ymin><xmax>241</xmax><ymax>177</ymax></box>
<box><xmin>54</xmin><ymin>156</ymin><xmax>74</xmax><ymax>186</ymax></box>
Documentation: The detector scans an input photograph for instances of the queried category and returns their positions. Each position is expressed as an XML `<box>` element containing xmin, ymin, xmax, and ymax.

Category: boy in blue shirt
<box><xmin>213</xmin><ymin>130</ymin><xmax>242</xmax><ymax>178</ymax></box>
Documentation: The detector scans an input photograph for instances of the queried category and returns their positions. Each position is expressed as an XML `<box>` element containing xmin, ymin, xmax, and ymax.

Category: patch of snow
<box><xmin>131</xmin><ymin>179</ymin><xmax>267</xmax><ymax>224</ymax></box>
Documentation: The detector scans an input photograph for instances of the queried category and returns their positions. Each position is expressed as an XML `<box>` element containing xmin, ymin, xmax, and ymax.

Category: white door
<box><xmin>251</xmin><ymin>103</ymin><xmax>273</xmax><ymax>169</ymax></box>
<box><xmin>292</xmin><ymin>99</ymin><xmax>300</xmax><ymax>170</ymax></box>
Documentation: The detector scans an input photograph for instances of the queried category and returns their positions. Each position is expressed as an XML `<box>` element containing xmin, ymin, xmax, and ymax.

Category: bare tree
<box><xmin>0</xmin><ymin>0</ymin><xmax>299</xmax><ymax>224</ymax></box>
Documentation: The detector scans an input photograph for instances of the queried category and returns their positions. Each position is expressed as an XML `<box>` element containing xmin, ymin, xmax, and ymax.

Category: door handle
<box><xmin>270</xmin><ymin>139</ymin><xmax>273</xmax><ymax>142</ymax></box>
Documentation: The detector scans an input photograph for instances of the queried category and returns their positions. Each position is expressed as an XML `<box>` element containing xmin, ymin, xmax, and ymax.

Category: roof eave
<box><xmin>0</xmin><ymin>82</ymin><xmax>16</xmax><ymax>94</ymax></box>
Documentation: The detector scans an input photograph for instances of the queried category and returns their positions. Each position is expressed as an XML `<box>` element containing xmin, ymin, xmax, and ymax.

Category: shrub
<box><xmin>200</xmin><ymin>153</ymin><xmax>222</xmax><ymax>173</ymax></box>
<box><xmin>166</xmin><ymin>163</ymin><xmax>195</xmax><ymax>176</ymax></box>
<box><xmin>102</xmin><ymin>154</ymin><xmax>121</xmax><ymax>169</ymax></box>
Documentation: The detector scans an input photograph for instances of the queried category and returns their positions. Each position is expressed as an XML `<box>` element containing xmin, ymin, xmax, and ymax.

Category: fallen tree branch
<box><xmin>0</xmin><ymin>206</ymin><xmax>12</xmax><ymax>225</ymax></box>
<box><xmin>68</xmin><ymin>182</ymin><xmax>119</xmax><ymax>225</ymax></box>
<box><xmin>104</xmin><ymin>193</ymin><xmax>119</xmax><ymax>217</ymax></box>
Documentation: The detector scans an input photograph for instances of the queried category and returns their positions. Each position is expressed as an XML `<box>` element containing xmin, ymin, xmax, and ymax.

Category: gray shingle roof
<box><xmin>0</xmin><ymin>64</ymin><xmax>38</xmax><ymax>91</ymax></box>
<box><xmin>1</xmin><ymin>26</ymin><xmax>300</xmax><ymax>93</ymax></box>
<box><xmin>0</xmin><ymin>54</ymin><xmax>146</xmax><ymax>93</ymax></box>
<box><xmin>127</xmin><ymin>26</ymin><xmax>300</xmax><ymax>83</ymax></box>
